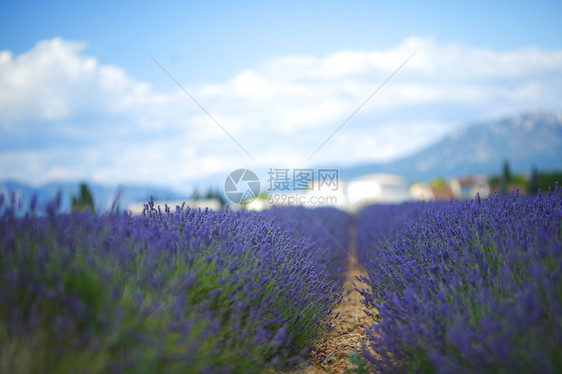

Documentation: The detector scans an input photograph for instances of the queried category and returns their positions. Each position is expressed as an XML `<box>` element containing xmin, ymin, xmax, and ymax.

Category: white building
<box><xmin>345</xmin><ymin>174</ymin><xmax>412</xmax><ymax>211</ymax></box>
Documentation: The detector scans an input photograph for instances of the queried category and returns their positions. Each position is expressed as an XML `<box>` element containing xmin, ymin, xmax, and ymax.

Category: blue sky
<box><xmin>1</xmin><ymin>1</ymin><xmax>562</xmax><ymax>190</ymax></box>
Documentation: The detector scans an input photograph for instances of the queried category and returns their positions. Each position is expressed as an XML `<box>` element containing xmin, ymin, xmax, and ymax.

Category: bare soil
<box><xmin>286</xmin><ymin>229</ymin><xmax>376</xmax><ymax>374</ymax></box>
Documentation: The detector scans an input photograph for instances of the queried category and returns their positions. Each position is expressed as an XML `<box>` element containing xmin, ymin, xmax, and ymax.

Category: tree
<box><xmin>429</xmin><ymin>177</ymin><xmax>447</xmax><ymax>188</ymax></box>
<box><xmin>528</xmin><ymin>164</ymin><xmax>539</xmax><ymax>195</ymax></box>
<box><xmin>71</xmin><ymin>183</ymin><xmax>95</xmax><ymax>213</ymax></box>
<box><xmin>203</xmin><ymin>187</ymin><xmax>227</xmax><ymax>208</ymax></box>
<box><xmin>534</xmin><ymin>170</ymin><xmax>562</xmax><ymax>193</ymax></box>
<box><xmin>501</xmin><ymin>160</ymin><xmax>511</xmax><ymax>195</ymax></box>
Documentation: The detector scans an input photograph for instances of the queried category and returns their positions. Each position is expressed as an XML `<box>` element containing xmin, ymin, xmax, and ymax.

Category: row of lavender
<box><xmin>0</xmin><ymin>195</ymin><xmax>350</xmax><ymax>374</ymax></box>
<box><xmin>356</xmin><ymin>185</ymin><xmax>562</xmax><ymax>374</ymax></box>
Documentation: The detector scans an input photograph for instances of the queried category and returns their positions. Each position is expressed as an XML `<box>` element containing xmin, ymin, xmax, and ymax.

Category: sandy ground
<box><xmin>286</xmin><ymin>228</ymin><xmax>376</xmax><ymax>374</ymax></box>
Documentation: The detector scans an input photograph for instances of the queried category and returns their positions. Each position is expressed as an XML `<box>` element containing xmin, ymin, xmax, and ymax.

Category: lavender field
<box><xmin>357</xmin><ymin>185</ymin><xmax>562</xmax><ymax>373</ymax></box>
<box><xmin>1</xmin><ymin>185</ymin><xmax>561</xmax><ymax>373</ymax></box>
<box><xmin>0</xmin><ymin>196</ymin><xmax>349</xmax><ymax>373</ymax></box>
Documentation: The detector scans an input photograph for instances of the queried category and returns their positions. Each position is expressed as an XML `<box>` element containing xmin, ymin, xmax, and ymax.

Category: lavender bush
<box><xmin>263</xmin><ymin>206</ymin><xmax>351</xmax><ymax>282</ymax></box>
<box><xmin>356</xmin><ymin>185</ymin><xmax>562</xmax><ymax>373</ymax></box>
<box><xmin>0</xmin><ymin>196</ymin><xmax>349</xmax><ymax>373</ymax></box>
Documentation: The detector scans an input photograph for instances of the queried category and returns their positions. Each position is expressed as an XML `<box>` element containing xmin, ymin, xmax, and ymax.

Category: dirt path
<box><xmin>290</xmin><ymin>228</ymin><xmax>375</xmax><ymax>374</ymax></box>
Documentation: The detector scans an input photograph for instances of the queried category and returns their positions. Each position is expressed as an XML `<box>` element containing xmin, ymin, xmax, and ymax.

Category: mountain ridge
<box><xmin>339</xmin><ymin>111</ymin><xmax>562</xmax><ymax>182</ymax></box>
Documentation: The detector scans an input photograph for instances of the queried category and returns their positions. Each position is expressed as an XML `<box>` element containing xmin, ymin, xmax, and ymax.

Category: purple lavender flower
<box><xmin>357</xmin><ymin>184</ymin><xmax>562</xmax><ymax>373</ymax></box>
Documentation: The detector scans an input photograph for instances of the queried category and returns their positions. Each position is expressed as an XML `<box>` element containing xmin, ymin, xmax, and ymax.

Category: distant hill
<box><xmin>340</xmin><ymin>111</ymin><xmax>562</xmax><ymax>182</ymax></box>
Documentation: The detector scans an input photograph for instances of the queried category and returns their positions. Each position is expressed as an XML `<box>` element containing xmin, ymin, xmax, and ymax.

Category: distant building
<box><xmin>431</xmin><ymin>185</ymin><xmax>454</xmax><ymax>200</ymax></box>
<box><xmin>411</xmin><ymin>175</ymin><xmax>491</xmax><ymax>201</ymax></box>
<box><xmin>450</xmin><ymin>176</ymin><xmax>490</xmax><ymax>199</ymax></box>
<box><xmin>410</xmin><ymin>182</ymin><xmax>454</xmax><ymax>201</ymax></box>
<box><xmin>345</xmin><ymin>174</ymin><xmax>411</xmax><ymax>210</ymax></box>
<box><xmin>410</xmin><ymin>183</ymin><xmax>433</xmax><ymax>201</ymax></box>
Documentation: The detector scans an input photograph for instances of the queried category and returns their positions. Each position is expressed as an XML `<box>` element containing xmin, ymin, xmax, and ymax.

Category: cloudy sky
<box><xmin>1</xmin><ymin>1</ymin><xmax>561</xmax><ymax>191</ymax></box>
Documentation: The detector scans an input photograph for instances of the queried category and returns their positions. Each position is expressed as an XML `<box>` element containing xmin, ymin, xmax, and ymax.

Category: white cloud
<box><xmin>1</xmin><ymin>36</ymin><xmax>561</xmax><ymax>188</ymax></box>
<box><xmin>0</xmin><ymin>38</ymin><xmax>194</xmax><ymax>134</ymax></box>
